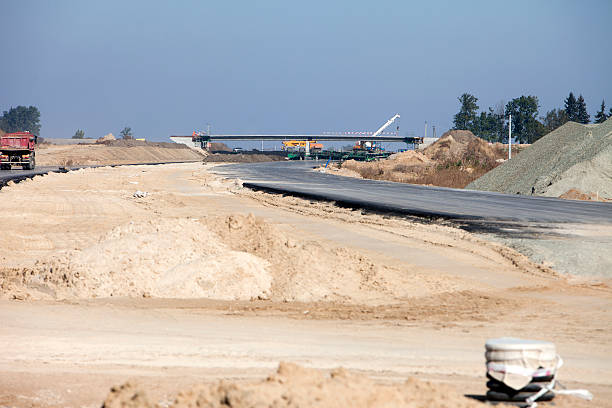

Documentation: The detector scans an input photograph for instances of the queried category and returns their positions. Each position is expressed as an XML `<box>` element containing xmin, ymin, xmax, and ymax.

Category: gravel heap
<box><xmin>467</xmin><ymin>117</ymin><xmax>612</xmax><ymax>200</ymax></box>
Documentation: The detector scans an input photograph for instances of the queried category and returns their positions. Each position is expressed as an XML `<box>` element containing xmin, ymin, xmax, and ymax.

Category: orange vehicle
<box><xmin>281</xmin><ymin>140</ymin><xmax>323</xmax><ymax>153</ymax></box>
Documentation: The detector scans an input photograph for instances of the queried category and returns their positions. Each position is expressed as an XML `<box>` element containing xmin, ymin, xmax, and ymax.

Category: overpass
<box><xmin>170</xmin><ymin>133</ymin><xmax>424</xmax><ymax>150</ymax></box>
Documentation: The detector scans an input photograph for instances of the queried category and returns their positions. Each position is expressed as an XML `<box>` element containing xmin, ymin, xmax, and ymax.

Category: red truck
<box><xmin>0</xmin><ymin>131</ymin><xmax>37</xmax><ymax>170</ymax></box>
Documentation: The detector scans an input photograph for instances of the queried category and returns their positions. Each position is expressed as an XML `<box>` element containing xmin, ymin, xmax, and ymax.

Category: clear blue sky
<box><xmin>2</xmin><ymin>0</ymin><xmax>611</xmax><ymax>142</ymax></box>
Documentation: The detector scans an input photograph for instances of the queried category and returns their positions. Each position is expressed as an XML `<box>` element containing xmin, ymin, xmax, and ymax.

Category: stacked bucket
<box><xmin>485</xmin><ymin>338</ymin><xmax>558</xmax><ymax>404</ymax></box>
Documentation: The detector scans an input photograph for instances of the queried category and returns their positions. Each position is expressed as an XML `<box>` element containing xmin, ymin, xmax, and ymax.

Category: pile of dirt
<box><xmin>467</xmin><ymin>118</ymin><xmax>612</xmax><ymax>200</ymax></box>
<box><xmin>1</xmin><ymin>212</ymin><xmax>472</xmax><ymax>303</ymax></box>
<box><xmin>35</xmin><ymin>143</ymin><xmax>204</xmax><ymax>166</ymax></box>
<box><xmin>97</xmin><ymin>133</ymin><xmax>116</xmax><ymax>143</ymax></box>
<box><xmin>102</xmin><ymin>362</ymin><xmax>482</xmax><ymax>408</ymax></box>
<box><xmin>338</xmin><ymin>130</ymin><xmax>507</xmax><ymax>188</ymax></box>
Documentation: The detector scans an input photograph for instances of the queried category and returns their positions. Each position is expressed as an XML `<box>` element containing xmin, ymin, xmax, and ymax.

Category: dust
<box><xmin>103</xmin><ymin>362</ymin><xmax>483</xmax><ymax>408</ymax></box>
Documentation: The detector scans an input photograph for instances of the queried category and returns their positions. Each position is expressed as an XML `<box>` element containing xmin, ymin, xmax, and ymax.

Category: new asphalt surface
<box><xmin>213</xmin><ymin>161</ymin><xmax>612</xmax><ymax>225</ymax></box>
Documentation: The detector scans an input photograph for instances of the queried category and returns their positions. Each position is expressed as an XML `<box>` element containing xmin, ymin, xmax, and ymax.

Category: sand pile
<box><xmin>2</xmin><ymin>218</ymin><xmax>272</xmax><ymax>300</ymax></box>
<box><xmin>338</xmin><ymin>130</ymin><xmax>505</xmax><ymax>188</ymax></box>
<box><xmin>36</xmin><ymin>143</ymin><xmax>204</xmax><ymax>166</ymax></box>
<box><xmin>102</xmin><ymin>362</ymin><xmax>482</xmax><ymax>408</ymax></box>
<box><xmin>97</xmin><ymin>133</ymin><xmax>116</xmax><ymax>143</ymax></box>
<box><xmin>1</xmin><ymin>213</ymin><xmax>467</xmax><ymax>302</ymax></box>
<box><xmin>423</xmin><ymin>130</ymin><xmax>501</xmax><ymax>165</ymax></box>
<box><xmin>467</xmin><ymin>118</ymin><xmax>612</xmax><ymax>200</ymax></box>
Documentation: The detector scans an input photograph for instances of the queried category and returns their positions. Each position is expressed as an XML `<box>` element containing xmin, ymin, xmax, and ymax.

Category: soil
<box><xmin>0</xmin><ymin>163</ymin><xmax>610</xmax><ymax>407</ymax></box>
<box><xmin>35</xmin><ymin>143</ymin><xmax>204</xmax><ymax>166</ymax></box>
<box><xmin>328</xmin><ymin>130</ymin><xmax>524</xmax><ymax>188</ymax></box>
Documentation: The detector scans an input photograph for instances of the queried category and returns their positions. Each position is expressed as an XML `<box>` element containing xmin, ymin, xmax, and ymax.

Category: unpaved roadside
<box><xmin>0</xmin><ymin>163</ymin><xmax>610</xmax><ymax>407</ymax></box>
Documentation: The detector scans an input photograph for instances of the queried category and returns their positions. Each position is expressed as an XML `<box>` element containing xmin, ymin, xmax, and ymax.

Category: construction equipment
<box><xmin>0</xmin><ymin>131</ymin><xmax>37</xmax><ymax>170</ymax></box>
<box><xmin>281</xmin><ymin>140</ymin><xmax>323</xmax><ymax>153</ymax></box>
<box><xmin>353</xmin><ymin>114</ymin><xmax>400</xmax><ymax>152</ymax></box>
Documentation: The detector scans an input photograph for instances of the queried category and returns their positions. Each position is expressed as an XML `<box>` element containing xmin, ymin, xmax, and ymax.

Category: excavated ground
<box><xmin>0</xmin><ymin>163</ymin><xmax>610</xmax><ymax>407</ymax></box>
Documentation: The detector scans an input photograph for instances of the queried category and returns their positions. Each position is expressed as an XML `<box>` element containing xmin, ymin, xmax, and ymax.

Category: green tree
<box><xmin>594</xmin><ymin>100</ymin><xmax>608</xmax><ymax>124</ymax></box>
<box><xmin>505</xmin><ymin>96</ymin><xmax>546</xmax><ymax>144</ymax></box>
<box><xmin>72</xmin><ymin>129</ymin><xmax>85</xmax><ymax>139</ymax></box>
<box><xmin>0</xmin><ymin>106</ymin><xmax>41</xmax><ymax>136</ymax></box>
<box><xmin>542</xmin><ymin>108</ymin><xmax>568</xmax><ymax>132</ymax></box>
<box><xmin>564</xmin><ymin>92</ymin><xmax>578</xmax><ymax>122</ymax></box>
<box><xmin>473</xmin><ymin>108</ymin><xmax>505</xmax><ymax>142</ymax></box>
<box><xmin>453</xmin><ymin>93</ymin><xmax>479</xmax><ymax>131</ymax></box>
<box><xmin>576</xmin><ymin>95</ymin><xmax>590</xmax><ymax>124</ymax></box>
<box><xmin>120</xmin><ymin>126</ymin><xmax>133</xmax><ymax>139</ymax></box>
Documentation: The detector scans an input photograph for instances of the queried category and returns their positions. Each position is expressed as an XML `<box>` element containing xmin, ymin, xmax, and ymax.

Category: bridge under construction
<box><xmin>170</xmin><ymin>114</ymin><xmax>424</xmax><ymax>154</ymax></box>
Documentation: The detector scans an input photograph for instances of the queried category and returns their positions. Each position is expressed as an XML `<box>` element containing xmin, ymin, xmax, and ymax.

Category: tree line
<box><xmin>453</xmin><ymin>92</ymin><xmax>611</xmax><ymax>144</ymax></box>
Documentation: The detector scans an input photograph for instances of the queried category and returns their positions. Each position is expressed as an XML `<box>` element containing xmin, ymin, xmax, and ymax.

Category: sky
<box><xmin>1</xmin><ymin>0</ymin><xmax>611</xmax><ymax>144</ymax></box>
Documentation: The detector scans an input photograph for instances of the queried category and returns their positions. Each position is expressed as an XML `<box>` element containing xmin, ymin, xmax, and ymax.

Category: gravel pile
<box><xmin>467</xmin><ymin>118</ymin><xmax>612</xmax><ymax>200</ymax></box>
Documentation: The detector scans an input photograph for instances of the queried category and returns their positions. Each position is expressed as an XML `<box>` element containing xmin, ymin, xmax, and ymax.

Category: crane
<box><xmin>371</xmin><ymin>114</ymin><xmax>400</xmax><ymax>138</ymax></box>
<box><xmin>353</xmin><ymin>114</ymin><xmax>401</xmax><ymax>152</ymax></box>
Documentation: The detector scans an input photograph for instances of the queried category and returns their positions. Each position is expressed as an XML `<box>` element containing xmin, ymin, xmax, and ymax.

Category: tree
<box><xmin>564</xmin><ymin>92</ymin><xmax>578</xmax><ymax>122</ymax></box>
<box><xmin>594</xmin><ymin>100</ymin><xmax>608</xmax><ymax>124</ymax></box>
<box><xmin>576</xmin><ymin>95</ymin><xmax>590</xmax><ymax>124</ymax></box>
<box><xmin>72</xmin><ymin>129</ymin><xmax>85</xmax><ymax>139</ymax></box>
<box><xmin>542</xmin><ymin>108</ymin><xmax>568</xmax><ymax>132</ymax></box>
<box><xmin>0</xmin><ymin>106</ymin><xmax>41</xmax><ymax>136</ymax></box>
<box><xmin>473</xmin><ymin>107</ymin><xmax>504</xmax><ymax>142</ymax></box>
<box><xmin>453</xmin><ymin>93</ymin><xmax>479</xmax><ymax>131</ymax></box>
<box><xmin>120</xmin><ymin>126</ymin><xmax>133</xmax><ymax>139</ymax></box>
<box><xmin>505</xmin><ymin>96</ymin><xmax>546</xmax><ymax>144</ymax></box>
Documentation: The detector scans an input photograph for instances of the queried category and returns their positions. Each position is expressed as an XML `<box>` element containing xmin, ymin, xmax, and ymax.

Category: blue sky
<box><xmin>2</xmin><ymin>0</ymin><xmax>611</xmax><ymax>142</ymax></box>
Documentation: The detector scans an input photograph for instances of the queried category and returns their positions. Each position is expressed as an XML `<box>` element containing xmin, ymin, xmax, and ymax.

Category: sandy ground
<box><xmin>35</xmin><ymin>144</ymin><xmax>203</xmax><ymax>166</ymax></box>
<box><xmin>0</xmin><ymin>163</ymin><xmax>611</xmax><ymax>407</ymax></box>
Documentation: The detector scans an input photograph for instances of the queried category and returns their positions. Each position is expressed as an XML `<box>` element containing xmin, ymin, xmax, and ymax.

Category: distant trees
<box><xmin>452</xmin><ymin>93</ymin><xmax>479</xmax><ymax>131</ymax></box>
<box><xmin>542</xmin><ymin>109</ymin><xmax>568</xmax><ymax>132</ymax></box>
<box><xmin>576</xmin><ymin>95</ymin><xmax>590</xmax><ymax>124</ymax></box>
<box><xmin>505</xmin><ymin>96</ymin><xmax>547</xmax><ymax>144</ymax></box>
<box><xmin>120</xmin><ymin>126</ymin><xmax>133</xmax><ymax>139</ymax></box>
<box><xmin>594</xmin><ymin>100</ymin><xmax>608</xmax><ymax>124</ymax></box>
<box><xmin>72</xmin><ymin>129</ymin><xmax>85</xmax><ymax>139</ymax></box>
<box><xmin>564</xmin><ymin>92</ymin><xmax>590</xmax><ymax>124</ymax></box>
<box><xmin>0</xmin><ymin>106</ymin><xmax>41</xmax><ymax>136</ymax></box>
<box><xmin>564</xmin><ymin>92</ymin><xmax>578</xmax><ymax>122</ymax></box>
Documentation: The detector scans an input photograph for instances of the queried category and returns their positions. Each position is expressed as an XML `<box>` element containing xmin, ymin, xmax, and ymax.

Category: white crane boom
<box><xmin>371</xmin><ymin>114</ymin><xmax>400</xmax><ymax>138</ymax></box>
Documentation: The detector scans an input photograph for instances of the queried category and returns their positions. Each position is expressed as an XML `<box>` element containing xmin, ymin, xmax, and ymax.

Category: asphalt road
<box><xmin>213</xmin><ymin>161</ymin><xmax>612</xmax><ymax>225</ymax></box>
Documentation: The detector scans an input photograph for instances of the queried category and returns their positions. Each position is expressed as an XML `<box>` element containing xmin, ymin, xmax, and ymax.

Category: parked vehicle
<box><xmin>0</xmin><ymin>131</ymin><xmax>37</xmax><ymax>170</ymax></box>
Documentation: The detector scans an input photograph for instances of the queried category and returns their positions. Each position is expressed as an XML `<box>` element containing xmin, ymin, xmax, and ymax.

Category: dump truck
<box><xmin>0</xmin><ymin>131</ymin><xmax>37</xmax><ymax>170</ymax></box>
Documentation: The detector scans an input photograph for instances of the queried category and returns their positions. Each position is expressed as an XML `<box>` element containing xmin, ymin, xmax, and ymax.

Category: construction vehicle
<box><xmin>0</xmin><ymin>131</ymin><xmax>37</xmax><ymax>170</ymax></box>
<box><xmin>281</xmin><ymin>140</ymin><xmax>323</xmax><ymax>153</ymax></box>
<box><xmin>353</xmin><ymin>113</ymin><xmax>400</xmax><ymax>153</ymax></box>
<box><xmin>353</xmin><ymin>140</ymin><xmax>384</xmax><ymax>152</ymax></box>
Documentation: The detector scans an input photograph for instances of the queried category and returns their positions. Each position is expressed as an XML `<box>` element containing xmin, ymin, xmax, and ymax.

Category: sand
<box><xmin>35</xmin><ymin>143</ymin><xmax>204</xmax><ymax>166</ymax></box>
<box><xmin>467</xmin><ymin>118</ymin><xmax>612</xmax><ymax>201</ymax></box>
<box><xmin>0</xmin><ymin>163</ymin><xmax>610</xmax><ymax>407</ymax></box>
<box><xmin>103</xmin><ymin>363</ymin><xmax>483</xmax><ymax>408</ymax></box>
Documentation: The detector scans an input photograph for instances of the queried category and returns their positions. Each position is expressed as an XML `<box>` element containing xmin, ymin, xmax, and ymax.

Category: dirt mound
<box><xmin>468</xmin><ymin>118</ymin><xmax>612</xmax><ymax>200</ymax></box>
<box><xmin>36</xmin><ymin>143</ymin><xmax>204</xmax><ymax>166</ymax></box>
<box><xmin>338</xmin><ymin>130</ymin><xmax>506</xmax><ymax>188</ymax></box>
<box><xmin>423</xmin><ymin>130</ymin><xmax>501</xmax><ymax>165</ymax></box>
<box><xmin>103</xmin><ymin>362</ymin><xmax>482</xmax><ymax>408</ymax></box>
<box><xmin>1</xmin><ymin>212</ymin><xmax>472</xmax><ymax>303</ymax></box>
<box><xmin>97</xmin><ymin>133</ymin><xmax>116</xmax><ymax>143</ymax></box>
